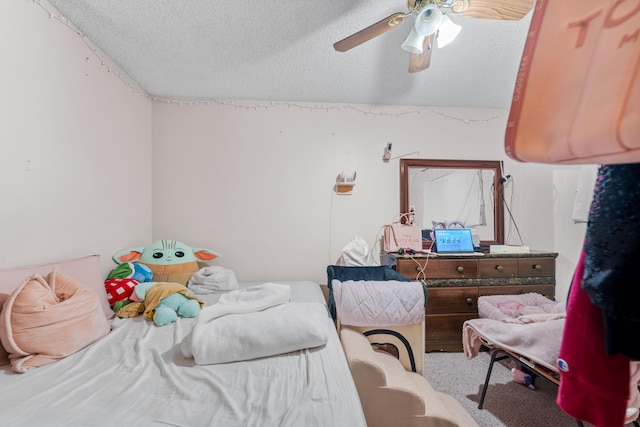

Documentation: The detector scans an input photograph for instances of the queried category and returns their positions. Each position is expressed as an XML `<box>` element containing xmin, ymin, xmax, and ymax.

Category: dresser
<box><xmin>393</xmin><ymin>251</ymin><xmax>558</xmax><ymax>352</ymax></box>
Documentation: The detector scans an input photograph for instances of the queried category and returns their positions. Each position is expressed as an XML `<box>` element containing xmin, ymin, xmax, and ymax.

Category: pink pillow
<box><xmin>0</xmin><ymin>293</ymin><xmax>8</xmax><ymax>366</ymax></box>
<box><xmin>0</xmin><ymin>269</ymin><xmax>111</xmax><ymax>373</ymax></box>
<box><xmin>0</xmin><ymin>255</ymin><xmax>113</xmax><ymax>320</ymax></box>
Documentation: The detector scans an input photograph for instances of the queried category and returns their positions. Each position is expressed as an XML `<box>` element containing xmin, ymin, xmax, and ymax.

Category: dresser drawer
<box><xmin>479</xmin><ymin>258</ymin><xmax>518</xmax><ymax>278</ymax></box>
<box><xmin>425</xmin><ymin>287</ymin><xmax>478</xmax><ymax>315</ymax></box>
<box><xmin>518</xmin><ymin>257</ymin><xmax>555</xmax><ymax>277</ymax></box>
<box><xmin>438</xmin><ymin>259</ymin><xmax>478</xmax><ymax>278</ymax></box>
<box><xmin>425</xmin><ymin>313</ymin><xmax>477</xmax><ymax>343</ymax></box>
<box><xmin>425</xmin><ymin>339</ymin><xmax>465</xmax><ymax>353</ymax></box>
<box><xmin>396</xmin><ymin>258</ymin><xmax>439</xmax><ymax>280</ymax></box>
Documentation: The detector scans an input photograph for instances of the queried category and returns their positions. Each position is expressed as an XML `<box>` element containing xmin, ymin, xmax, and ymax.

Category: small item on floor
<box><xmin>512</xmin><ymin>368</ymin><xmax>535</xmax><ymax>389</ymax></box>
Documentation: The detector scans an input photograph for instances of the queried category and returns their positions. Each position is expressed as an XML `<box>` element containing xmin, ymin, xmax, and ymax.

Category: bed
<box><xmin>0</xmin><ymin>255</ymin><xmax>367</xmax><ymax>427</ymax></box>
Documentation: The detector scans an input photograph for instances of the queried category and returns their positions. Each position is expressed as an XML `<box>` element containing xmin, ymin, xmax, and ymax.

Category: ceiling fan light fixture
<box><xmin>437</xmin><ymin>14</ymin><xmax>461</xmax><ymax>48</ymax></box>
<box><xmin>401</xmin><ymin>27</ymin><xmax>426</xmax><ymax>54</ymax></box>
<box><xmin>414</xmin><ymin>4</ymin><xmax>443</xmax><ymax>36</ymax></box>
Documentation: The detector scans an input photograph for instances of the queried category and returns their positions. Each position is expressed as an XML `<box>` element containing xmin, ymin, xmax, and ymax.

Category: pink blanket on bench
<box><xmin>463</xmin><ymin>293</ymin><xmax>566</xmax><ymax>371</ymax></box>
<box><xmin>477</xmin><ymin>292</ymin><xmax>565</xmax><ymax>324</ymax></box>
<box><xmin>462</xmin><ymin>317</ymin><xmax>564</xmax><ymax>371</ymax></box>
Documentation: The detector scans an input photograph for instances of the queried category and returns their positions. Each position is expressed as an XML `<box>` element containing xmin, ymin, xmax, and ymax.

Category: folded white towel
<box><xmin>182</xmin><ymin>301</ymin><xmax>329</xmax><ymax>365</ymax></box>
<box><xmin>187</xmin><ymin>266</ymin><xmax>239</xmax><ymax>294</ymax></box>
<box><xmin>332</xmin><ymin>279</ymin><xmax>425</xmax><ymax>326</ymax></box>
<box><xmin>181</xmin><ymin>283</ymin><xmax>328</xmax><ymax>364</ymax></box>
<box><xmin>199</xmin><ymin>282</ymin><xmax>291</xmax><ymax>320</ymax></box>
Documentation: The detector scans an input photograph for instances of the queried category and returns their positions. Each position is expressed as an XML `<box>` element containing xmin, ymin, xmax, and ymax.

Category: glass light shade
<box><xmin>414</xmin><ymin>4</ymin><xmax>443</xmax><ymax>36</ymax></box>
<box><xmin>437</xmin><ymin>15</ymin><xmax>462</xmax><ymax>48</ymax></box>
<box><xmin>401</xmin><ymin>27</ymin><xmax>426</xmax><ymax>54</ymax></box>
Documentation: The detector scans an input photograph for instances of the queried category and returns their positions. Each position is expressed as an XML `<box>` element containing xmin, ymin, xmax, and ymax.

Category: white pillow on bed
<box><xmin>0</xmin><ymin>269</ymin><xmax>111</xmax><ymax>373</ymax></box>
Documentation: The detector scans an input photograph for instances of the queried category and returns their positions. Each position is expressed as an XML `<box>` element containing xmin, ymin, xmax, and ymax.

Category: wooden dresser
<box><xmin>393</xmin><ymin>251</ymin><xmax>558</xmax><ymax>352</ymax></box>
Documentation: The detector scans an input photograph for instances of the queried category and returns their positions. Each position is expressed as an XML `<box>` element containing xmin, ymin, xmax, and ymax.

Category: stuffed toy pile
<box><xmin>105</xmin><ymin>239</ymin><xmax>220</xmax><ymax>326</ymax></box>
<box><xmin>117</xmin><ymin>281</ymin><xmax>203</xmax><ymax>326</ymax></box>
<box><xmin>112</xmin><ymin>239</ymin><xmax>221</xmax><ymax>285</ymax></box>
<box><xmin>104</xmin><ymin>262</ymin><xmax>153</xmax><ymax>312</ymax></box>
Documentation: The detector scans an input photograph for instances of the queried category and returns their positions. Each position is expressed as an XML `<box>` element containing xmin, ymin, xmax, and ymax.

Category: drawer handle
<box><xmin>457</xmin><ymin>266</ymin><xmax>464</xmax><ymax>273</ymax></box>
<box><xmin>495</xmin><ymin>265</ymin><xmax>504</xmax><ymax>272</ymax></box>
<box><xmin>415</xmin><ymin>266</ymin><xmax>424</xmax><ymax>273</ymax></box>
<box><xmin>466</xmin><ymin>298</ymin><xmax>473</xmax><ymax>306</ymax></box>
<box><xmin>533</xmin><ymin>264</ymin><xmax>542</xmax><ymax>270</ymax></box>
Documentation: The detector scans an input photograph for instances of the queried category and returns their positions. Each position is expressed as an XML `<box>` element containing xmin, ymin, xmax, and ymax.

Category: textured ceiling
<box><xmin>46</xmin><ymin>0</ymin><xmax>533</xmax><ymax>109</ymax></box>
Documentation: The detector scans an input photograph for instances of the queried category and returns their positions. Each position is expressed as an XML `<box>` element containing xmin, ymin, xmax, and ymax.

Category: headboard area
<box><xmin>0</xmin><ymin>255</ymin><xmax>112</xmax><ymax>319</ymax></box>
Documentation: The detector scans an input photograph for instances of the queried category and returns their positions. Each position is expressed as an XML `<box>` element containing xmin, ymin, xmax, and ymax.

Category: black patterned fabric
<box><xmin>583</xmin><ymin>163</ymin><xmax>640</xmax><ymax>360</ymax></box>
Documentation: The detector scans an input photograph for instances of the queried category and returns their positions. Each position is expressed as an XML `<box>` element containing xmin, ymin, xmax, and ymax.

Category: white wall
<box><xmin>551</xmin><ymin>168</ymin><xmax>591</xmax><ymax>301</ymax></box>
<box><xmin>0</xmin><ymin>0</ymin><xmax>153</xmax><ymax>276</ymax></box>
<box><xmin>152</xmin><ymin>102</ymin><xmax>586</xmax><ymax>295</ymax></box>
<box><xmin>4</xmin><ymin>1</ymin><xmax>587</xmax><ymax>298</ymax></box>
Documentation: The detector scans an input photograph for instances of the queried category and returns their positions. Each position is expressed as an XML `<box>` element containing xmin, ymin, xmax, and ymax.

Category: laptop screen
<box><xmin>433</xmin><ymin>229</ymin><xmax>475</xmax><ymax>254</ymax></box>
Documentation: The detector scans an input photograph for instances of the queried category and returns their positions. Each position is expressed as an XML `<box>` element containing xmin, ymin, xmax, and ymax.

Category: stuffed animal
<box><xmin>112</xmin><ymin>240</ymin><xmax>221</xmax><ymax>286</ymax></box>
<box><xmin>107</xmin><ymin>262</ymin><xmax>153</xmax><ymax>283</ymax></box>
<box><xmin>121</xmin><ymin>281</ymin><xmax>203</xmax><ymax>326</ymax></box>
<box><xmin>103</xmin><ymin>262</ymin><xmax>154</xmax><ymax>311</ymax></box>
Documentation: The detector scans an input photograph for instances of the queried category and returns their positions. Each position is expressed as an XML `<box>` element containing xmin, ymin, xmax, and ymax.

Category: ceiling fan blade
<box><xmin>408</xmin><ymin>35</ymin><xmax>434</xmax><ymax>73</ymax></box>
<box><xmin>334</xmin><ymin>12</ymin><xmax>406</xmax><ymax>52</ymax></box>
<box><xmin>459</xmin><ymin>0</ymin><xmax>534</xmax><ymax>20</ymax></box>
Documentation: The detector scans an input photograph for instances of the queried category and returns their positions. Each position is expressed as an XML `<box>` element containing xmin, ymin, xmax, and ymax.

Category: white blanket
<box><xmin>181</xmin><ymin>283</ymin><xmax>329</xmax><ymax>364</ymax></box>
<box><xmin>332</xmin><ymin>279</ymin><xmax>425</xmax><ymax>326</ymax></box>
<box><xmin>187</xmin><ymin>266</ymin><xmax>239</xmax><ymax>294</ymax></box>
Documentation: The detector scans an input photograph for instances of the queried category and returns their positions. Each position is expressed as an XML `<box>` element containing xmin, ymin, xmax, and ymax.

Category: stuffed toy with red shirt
<box><xmin>104</xmin><ymin>262</ymin><xmax>153</xmax><ymax>312</ymax></box>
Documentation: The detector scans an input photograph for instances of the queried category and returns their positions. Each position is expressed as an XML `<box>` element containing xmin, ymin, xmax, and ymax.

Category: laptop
<box><xmin>432</xmin><ymin>228</ymin><xmax>484</xmax><ymax>256</ymax></box>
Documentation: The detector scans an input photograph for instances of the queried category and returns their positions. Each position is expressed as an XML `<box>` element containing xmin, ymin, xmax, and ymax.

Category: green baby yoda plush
<box><xmin>113</xmin><ymin>240</ymin><xmax>221</xmax><ymax>286</ymax></box>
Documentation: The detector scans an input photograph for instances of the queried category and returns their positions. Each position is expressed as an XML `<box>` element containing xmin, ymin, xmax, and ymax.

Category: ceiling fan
<box><xmin>333</xmin><ymin>0</ymin><xmax>534</xmax><ymax>73</ymax></box>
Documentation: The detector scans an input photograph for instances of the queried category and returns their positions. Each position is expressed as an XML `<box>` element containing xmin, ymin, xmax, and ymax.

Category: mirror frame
<box><xmin>400</xmin><ymin>158</ymin><xmax>504</xmax><ymax>247</ymax></box>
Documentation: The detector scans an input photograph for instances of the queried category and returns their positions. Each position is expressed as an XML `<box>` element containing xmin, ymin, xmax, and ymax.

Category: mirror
<box><xmin>400</xmin><ymin>159</ymin><xmax>504</xmax><ymax>248</ymax></box>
